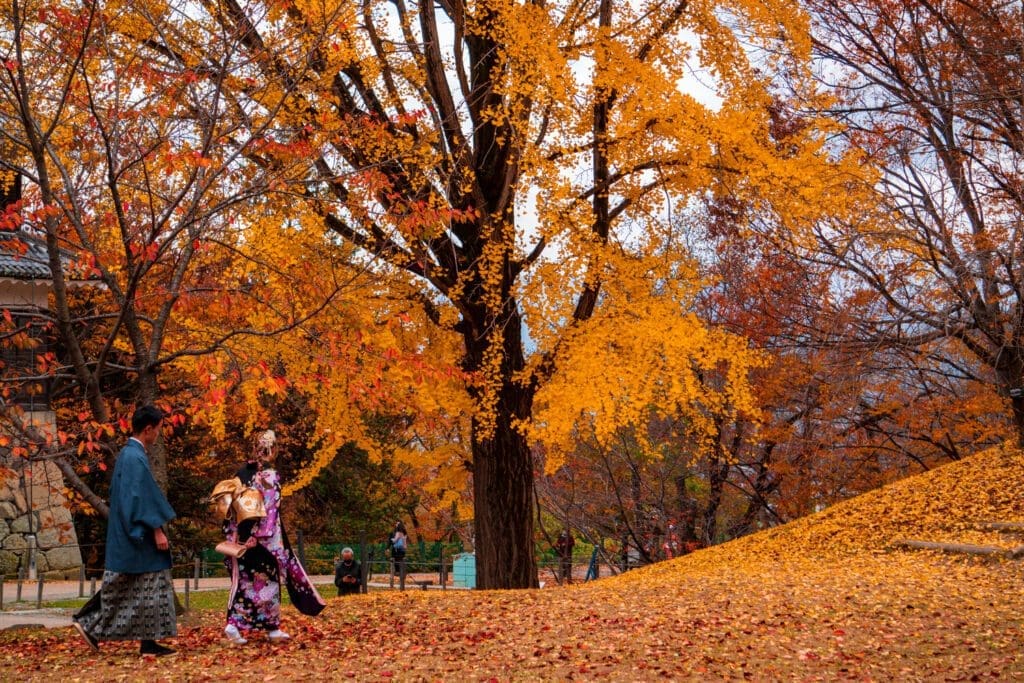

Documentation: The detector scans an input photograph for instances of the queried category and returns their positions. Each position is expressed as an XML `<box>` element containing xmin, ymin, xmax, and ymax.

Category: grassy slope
<box><xmin>3</xmin><ymin>445</ymin><xmax>1024</xmax><ymax>681</ymax></box>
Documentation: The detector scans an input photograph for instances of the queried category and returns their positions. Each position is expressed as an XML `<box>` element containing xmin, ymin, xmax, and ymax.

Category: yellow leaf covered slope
<box><xmin>618</xmin><ymin>443</ymin><xmax>1024</xmax><ymax>584</ymax></box>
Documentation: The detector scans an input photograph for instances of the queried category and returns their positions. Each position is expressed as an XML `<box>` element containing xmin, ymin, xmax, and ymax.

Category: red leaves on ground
<box><xmin>4</xmin><ymin>445</ymin><xmax>1024</xmax><ymax>679</ymax></box>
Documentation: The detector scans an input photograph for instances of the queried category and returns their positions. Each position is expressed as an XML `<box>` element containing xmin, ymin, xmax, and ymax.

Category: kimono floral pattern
<box><xmin>225</xmin><ymin>468</ymin><xmax>324</xmax><ymax>631</ymax></box>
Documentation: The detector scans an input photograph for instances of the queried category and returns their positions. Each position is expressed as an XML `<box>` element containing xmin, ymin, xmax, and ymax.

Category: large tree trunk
<box><xmin>471</xmin><ymin>394</ymin><xmax>538</xmax><ymax>589</ymax></box>
<box><xmin>465</xmin><ymin>302</ymin><xmax>538</xmax><ymax>589</ymax></box>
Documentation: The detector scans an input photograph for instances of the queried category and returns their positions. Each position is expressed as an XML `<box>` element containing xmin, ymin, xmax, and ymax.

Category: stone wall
<box><xmin>0</xmin><ymin>461</ymin><xmax>83</xmax><ymax>579</ymax></box>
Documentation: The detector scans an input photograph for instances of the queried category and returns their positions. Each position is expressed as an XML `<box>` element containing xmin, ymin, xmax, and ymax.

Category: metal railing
<box><xmin>0</xmin><ymin>541</ymin><xmax>624</xmax><ymax>610</ymax></box>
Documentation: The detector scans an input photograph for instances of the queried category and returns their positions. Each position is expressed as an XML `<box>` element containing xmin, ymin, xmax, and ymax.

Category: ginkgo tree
<box><xmin>175</xmin><ymin>0</ymin><xmax>861</xmax><ymax>587</ymax></box>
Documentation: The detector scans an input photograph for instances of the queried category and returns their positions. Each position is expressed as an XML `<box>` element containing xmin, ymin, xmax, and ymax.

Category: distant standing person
<box><xmin>556</xmin><ymin>529</ymin><xmax>575</xmax><ymax>584</ymax></box>
<box><xmin>72</xmin><ymin>405</ymin><xmax>178</xmax><ymax>657</ymax></box>
<box><xmin>334</xmin><ymin>547</ymin><xmax>362</xmax><ymax>596</ymax></box>
<box><xmin>391</xmin><ymin>520</ymin><xmax>408</xmax><ymax>591</ymax></box>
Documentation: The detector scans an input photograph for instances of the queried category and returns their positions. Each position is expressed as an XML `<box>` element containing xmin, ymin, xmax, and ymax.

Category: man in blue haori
<box><xmin>73</xmin><ymin>405</ymin><xmax>178</xmax><ymax>657</ymax></box>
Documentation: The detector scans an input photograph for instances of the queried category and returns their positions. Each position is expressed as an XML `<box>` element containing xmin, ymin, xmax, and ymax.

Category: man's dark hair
<box><xmin>131</xmin><ymin>405</ymin><xmax>164</xmax><ymax>434</ymax></box>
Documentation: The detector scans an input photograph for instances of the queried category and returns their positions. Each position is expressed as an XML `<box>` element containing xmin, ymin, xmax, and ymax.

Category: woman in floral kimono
<box><xmin>223</xmin><ymin>430</ymin><xmax>325</xmax><ymax>645</ymax></box>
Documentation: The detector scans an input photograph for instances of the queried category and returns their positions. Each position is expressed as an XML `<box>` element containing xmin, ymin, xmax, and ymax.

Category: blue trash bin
<box><xmin>452</xmin><ymin>552</ymin><xmax>476</xmax><ymax>588</ymax></box>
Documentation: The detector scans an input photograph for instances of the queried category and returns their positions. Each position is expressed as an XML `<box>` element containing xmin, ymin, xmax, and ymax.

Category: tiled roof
<box><xmin>0</xmin><ymin>230</ymin><xmax>54</xmax><ymax>280</ymax></box>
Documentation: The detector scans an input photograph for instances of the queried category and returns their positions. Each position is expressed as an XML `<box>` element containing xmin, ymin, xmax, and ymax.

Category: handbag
<box><xmin>215</xmin><ymin>540</ymin><xmax>249</xmax><ymax>558</ymax></box>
